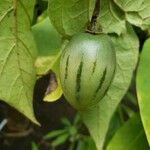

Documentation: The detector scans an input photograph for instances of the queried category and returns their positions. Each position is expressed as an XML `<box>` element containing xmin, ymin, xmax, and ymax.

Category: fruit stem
<box><xmin>87</xmin><ymin>0</ymin><xmax>102</xmax><ymax>34</ymax></box>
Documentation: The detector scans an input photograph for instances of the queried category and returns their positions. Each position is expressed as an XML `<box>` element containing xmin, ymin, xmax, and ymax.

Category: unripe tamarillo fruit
<box><xmin>60</xmin><ymin>33</ymin><xmax>116</xmax><ymax>110</ymax></box>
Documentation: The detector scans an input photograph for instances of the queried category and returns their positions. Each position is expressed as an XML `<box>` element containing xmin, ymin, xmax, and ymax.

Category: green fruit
<box><xmin>60</xmin><ymin>32</ymin><xmax>116</xmax><ymax>110</ymax></box>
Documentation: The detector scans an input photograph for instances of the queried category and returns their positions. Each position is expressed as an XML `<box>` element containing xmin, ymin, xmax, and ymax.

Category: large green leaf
<box><xmin>80</xmin><ymin>25</ymin><xmax>139</xmax><ymax>150</ymax></box>
<box><xmin>32</xmin><ymin>17</ymin><xmax>63</xmax><ymax>102</ymax></box>
<box><xmin>0</xmin><ymin>0</ymin><xmax>38</xmax><ymax>123</ymax></box>
<box><xmin>136</xmin><ymin>38</ymin><xmax>150</xmax><ymax>145</ymax></box>
<box><xmin>48</xmin><ymin>0</ymin><xmax>126</xmax><ymax>36</ymax></box>
<box><xmin>48</xmin><ymin>0</ymin><xmax>150</xmax><ymax>36</ymax></box>
<box><xmin>98</xmin><ymin>0</ymin><xmax>126</xmax><ymax>35</ymax></box>
<box><xmin>48</xmin><ymin>0</ymin><xmax>89</xmax><ymax>37</ymax></box>
<box><xmin>106</xmin><ymin>114</ymin><xmax>149</xmax><ymax>150</ymax></box>
<box><xmin>114</xmin><ymin>0</ymin><xmax>150</xmax><ymax>30</ymax></box>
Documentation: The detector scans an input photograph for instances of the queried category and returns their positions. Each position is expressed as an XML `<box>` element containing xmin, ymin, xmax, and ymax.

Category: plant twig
<box><xmin>2</xmin><ymin>128</ymin><xmax>33</xmax><ymax>138</ymax></box>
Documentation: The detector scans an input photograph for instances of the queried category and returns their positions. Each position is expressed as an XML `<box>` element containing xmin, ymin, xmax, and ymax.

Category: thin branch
<box><xmin>2</xmin><ymin>128</ymin><xmax>33</xmax><ymax>138</ymax></box>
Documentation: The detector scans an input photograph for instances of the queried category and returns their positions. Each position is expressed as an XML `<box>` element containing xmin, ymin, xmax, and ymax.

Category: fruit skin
<box><xmin>60</xmin><ymin>32</ymin><xmax>116</xmax><ymax>110</ymax></box>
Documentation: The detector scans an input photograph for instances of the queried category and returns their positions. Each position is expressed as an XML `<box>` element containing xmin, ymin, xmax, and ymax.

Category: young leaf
<box><xmin>44</xmin><ymin>129</ymin><xmax>67</xmax><ymax>140</ymax></box>
<box><xmin>136</xmin><ymin>38</ymin><xmax>150</xmax><ymax>145</ymax></box>
<box><xmin>0</xmin><ymin>0</ymin><xmax>38</xmax><ymax>123</ymax></box>
<box><xmin>48</xmin><ymin>0</ymin><xmax>89</xmax><ymax>37</ymax></box>
<box><xmin>80</xmin><ymin>25</ymin><xmax>139</xmax><ymax>150</ymax></box>
<box><xmin>51</xmin><ymin>133</ymin><xmax>69</xmax><ymax>147</ymax></box>
<box><xmin>106</xmin><ymin>114</ymin><xmax>149</xmax><ymax>150</ymax></box>
<box><xmin>114</xmin><ymin>0</ymin><xmax>150</xmax><ymax>30</ymax></box>
<box><xmin>61</xmin><ymin>117</ymin><xmax>71</xmax><ymax>126</ymax></box>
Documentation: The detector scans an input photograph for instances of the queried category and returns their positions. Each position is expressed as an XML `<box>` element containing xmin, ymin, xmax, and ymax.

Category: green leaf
<box><xmin>32</xmin><ymin>17</ymin><xmax>61</xmax><ymax>76</ymax></box>
<box><xmin>31</xmin><ymin>142</ymin><xmax>39</xmax><ymax>150</ymax></box>
<box><xmin>36</xmin><ymin>39</ymin><xmax>68</xmax><ymax>102</ymax></box>
<box><xmin>32</xmin><ymin>17</ymin><xmax>62</xmax><ymax>76</ymax></box>
<box><xmin>122</xmin><ymin>104</ymin><xmax>136</xmax><ymax>118</ymax></box>
<box><xmin>114</xmin><ymin>0</ymin><xmax>150</xmax><ymax>30</ymax></box>
<box><xmin>44</xmin><ymin>129</ymin><xmax>67</xmax><ymax>140</ymax></box>
<box><xmin>32</xmin><ymin>17</ymin><xmax>63</xmax><ymax>102</ymax></box>
<box><xmin>0</xmin><ymin>0</ymin><xmax>38</xmax><ymax>124</ymax></box>
<box><xmin>48</xmin><ymin>0</ymin><xmax>126</xmax><ymax>36</ymax></box>
<box><xmin>80</xmin><ymin>25</ymin><xmax>139</xmax><ymax>150</ymax></box>
<box><xmin>68</xmin><ymin>126</ymin><xmax>77</xmax><ymax>136</ymax></box>
<box><xmin>136</xmin><ymin>38</ymin><xmax>150</xmax><ymax>145</ymax></box>
<box><xmin>73</xmin><ymin>114</ymin><xmax>81</xmax><ymax>126</ymax></box>
<box><xmin>104</xmin><ymin>112</ymin><xmax>122</xmax><ymax>148</ymax></box>
<box><xmin>32</xmin><ymin>17</ymin><xmax>62</xmax><ymax>57</ymax></box>
<box><xmin>51</xmin><ymin>133</ymin><xmax>69</xmax><ymax>147</ymax></box>
<box><xmin>48</xmin><ymin>0</ymin><xmax>89</xmax><ymax>37</ymax></box>
<box><xmin>61</xmin><ymin>117</ymin><xmax>71</xmax><ymax>126</ymax></box>
<box><xmin>37</xmin><ymin>10</ymin><xmax>48</xmax><ymax>23</ymax></box>
<box><xmin>76</xmin><ymin>137</ymin><xmax>97</xmax><ymax>150</ymax></box>
<box><xmin>106</xmin><ymin>114</ymin><xmax>149</xmax><ymax>150</ymax></box>
<box><xmin>98</xmin><ymin>0</ymin><xmax>126</xmax><ymax>35</ymax></box>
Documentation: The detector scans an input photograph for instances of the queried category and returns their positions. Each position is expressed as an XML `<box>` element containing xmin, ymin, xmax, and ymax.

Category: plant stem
<box><xmin>2</xmin><ymin>128</ymin><xmax>33</xmax><ymax>138</ymax></box>
<box><xmin>91</xmin><ymin>0</ymin><xmax>100</xmax><ymax>27</ymax></box>
<box><xmin>87</xmin><ymin>0</ymin><xmax>101</xmax><ymax>33</ymax></box>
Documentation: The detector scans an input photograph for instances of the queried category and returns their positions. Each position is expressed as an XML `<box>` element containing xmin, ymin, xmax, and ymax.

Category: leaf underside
<box><xmin>0</xmin><ymin>0</ymin><xmax>38</xmax><ymax>123</ymax></box>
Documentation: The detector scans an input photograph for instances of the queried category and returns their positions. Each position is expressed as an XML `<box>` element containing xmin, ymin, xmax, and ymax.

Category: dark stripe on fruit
<box><xmin>94</xmin><ymin>68</ymin><xmax>107</xmax><ymax>96</ymax></box>
<box><xmin>100</xmin><ymin>68</ymin><xmax>115</xmax><ymax>98</ymax></box>
<box><xmin>76</xmin><ymin>59</ymin><xmax>83</xmax><ymax>101</ymax></box>
<box><xmin>92</xmin><ymin>60</ymin><xmax>97</xmax><ymax>73</ymax></box>
<box><xmin>65</xmin><ymin>55</ymin><xmax>70</xmax><ymax>79</ymax></box>
<box><xmin>101</xmin><ymin>85</ymin><xmax>110</xmax><ymax>99</ymax></box>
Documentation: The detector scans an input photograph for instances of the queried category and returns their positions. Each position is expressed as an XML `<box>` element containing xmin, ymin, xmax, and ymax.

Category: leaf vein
<box><xmin>18</xmin><ymin>0</ymin><xmax>31</xmax><ymax>24</ymax></box>
<box><xmin>0</xmin><ymin>43</ymin><xmax>15</xmax><ymax>77</ymax></box>
<box><xmin>0</xmin><ymin>7</ymin><xmax>13</xmax><ymax>24</ymax></box>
